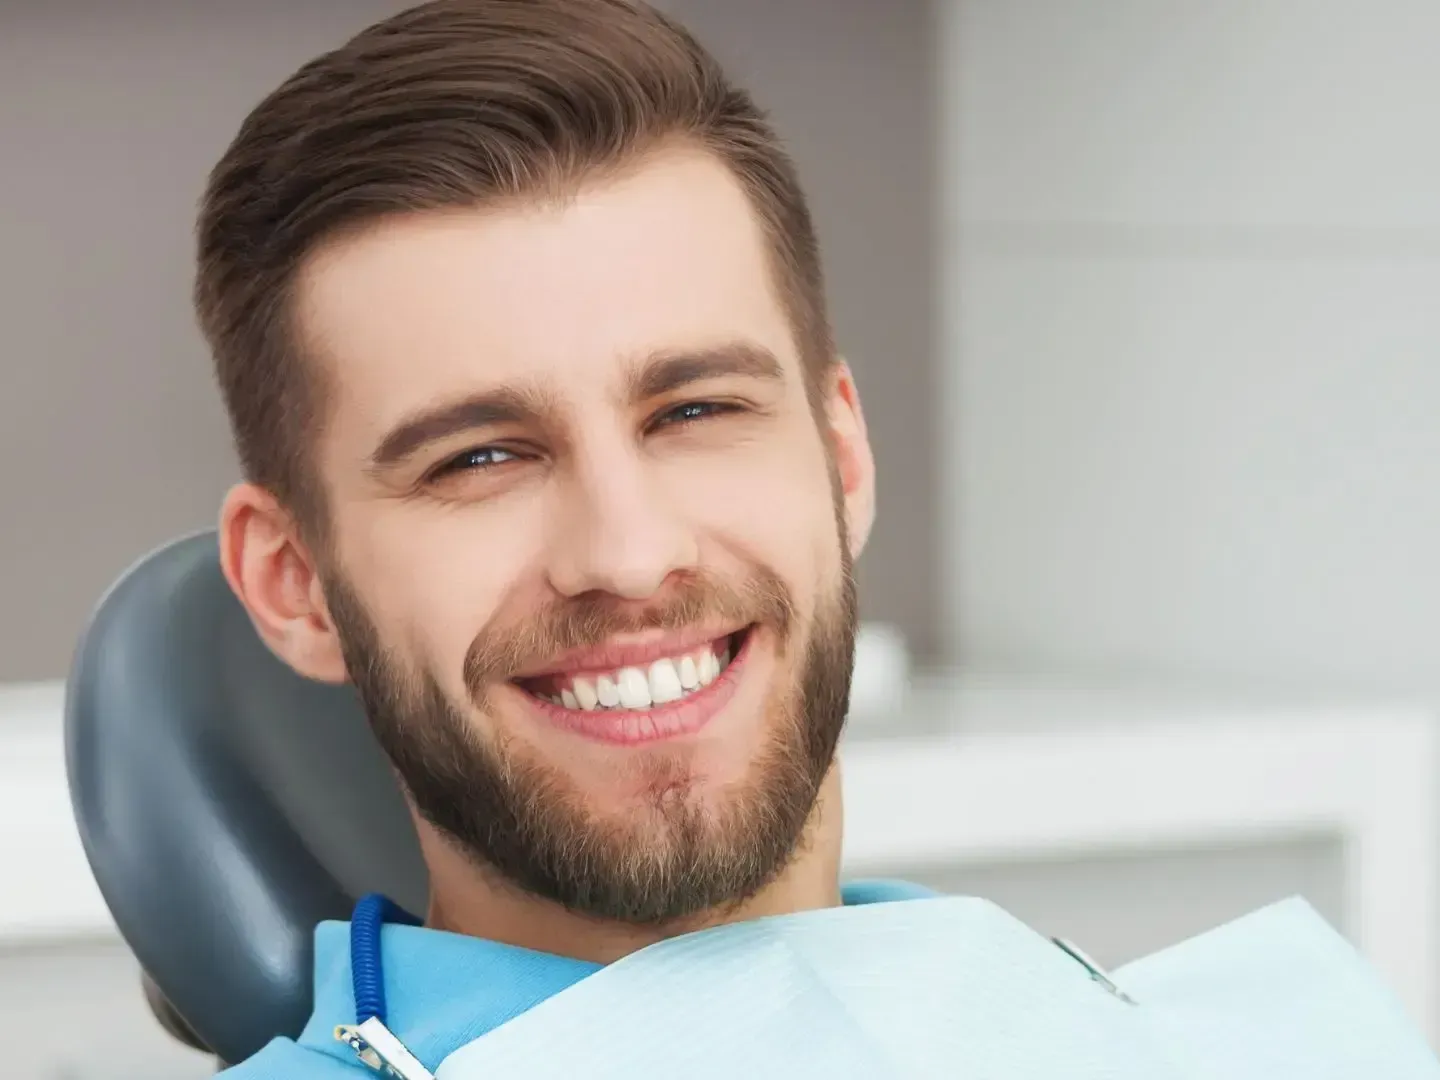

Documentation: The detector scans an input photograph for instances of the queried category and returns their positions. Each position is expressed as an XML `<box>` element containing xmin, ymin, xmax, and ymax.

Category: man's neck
<box><xmin>418</xmin><ymin>770</ymin><xmax>845</xmax><ymax>964</ymax></box>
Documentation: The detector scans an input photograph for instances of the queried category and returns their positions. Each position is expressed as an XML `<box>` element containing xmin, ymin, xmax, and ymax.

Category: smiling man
<box><xmin>200</xmin><ymin>1</ymin><xmax>926</xmax><ymax>1075</ymax></box>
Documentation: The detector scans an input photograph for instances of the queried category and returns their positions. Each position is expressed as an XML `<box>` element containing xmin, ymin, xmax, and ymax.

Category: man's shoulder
<box><xmin>842</xmin><ymin>878</ymin><xmax>937</xmax><ymax>905</ymax></box>
<box><xmin>218</xmin><ymin>1037</ymin><xmax>370</xmax><ymax>1078</ymax></box>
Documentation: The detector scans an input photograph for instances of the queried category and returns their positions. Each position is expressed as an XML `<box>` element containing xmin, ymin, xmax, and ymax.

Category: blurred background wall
<box><xmin>947</xmin><ymin>0</ymin><xmax>1440</xmax><ymax>698</ymax></box>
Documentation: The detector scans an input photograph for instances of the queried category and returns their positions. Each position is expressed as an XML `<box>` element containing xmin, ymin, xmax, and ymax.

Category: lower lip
<box><xmin>517</xmin><ymin>632</ymin><xmax>753</xmax><ymax>746</ymax></box>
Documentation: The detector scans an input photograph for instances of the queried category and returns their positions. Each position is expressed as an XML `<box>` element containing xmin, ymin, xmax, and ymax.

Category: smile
<box><xmin>511</xmin><ymin>627</ymin><xmax>753</xmax><ymax>744</ymax></box>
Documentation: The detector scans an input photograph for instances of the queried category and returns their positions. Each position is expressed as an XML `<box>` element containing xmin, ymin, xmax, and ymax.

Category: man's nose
<box><xmin>545</xmin><ymin>446</ymin><xmax>700</xmax><ymax>601</ymax></box>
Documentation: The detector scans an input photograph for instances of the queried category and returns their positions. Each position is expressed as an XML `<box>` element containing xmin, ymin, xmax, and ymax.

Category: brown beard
<box><xmin>323</xmin><ymin>531</ymin><xmax>857</xmax><ymax>926</ymax></box>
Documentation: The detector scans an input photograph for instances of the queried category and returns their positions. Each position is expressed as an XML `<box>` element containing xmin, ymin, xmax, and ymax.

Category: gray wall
<box><xmin>0</xmin><ymin>0</ymin><xmax>941</xmax><ymax>683</ymax></box>
<box><xmin>947</xmin><ymin>0</ymin><xmax>1440</xmax><ymax>698</ymax></box>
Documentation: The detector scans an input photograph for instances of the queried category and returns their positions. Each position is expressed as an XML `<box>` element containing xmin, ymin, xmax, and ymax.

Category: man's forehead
<box><xmin>296</xmin><ymin>148</ymin><xmax>802</xmax><ymax>430</ymax></box>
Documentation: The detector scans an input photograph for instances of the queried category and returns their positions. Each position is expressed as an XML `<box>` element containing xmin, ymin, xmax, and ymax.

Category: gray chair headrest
<box><xmin>65</xmin><ymin>531</ymin><xmax>428</xmax><ymax>1066</ymax></box>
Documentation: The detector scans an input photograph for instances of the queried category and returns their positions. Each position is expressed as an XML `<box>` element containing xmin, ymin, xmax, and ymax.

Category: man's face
<box><xmin>294</xmin><ymin>147</ymin><xmax>869</xmax><ymax>923</ymax></box>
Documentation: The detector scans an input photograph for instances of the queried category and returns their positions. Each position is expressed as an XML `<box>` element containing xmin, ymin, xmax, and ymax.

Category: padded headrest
<box><xmin>65</xmin><ymin>532</ymin><xmax>428</xmax><ymax>1066</ymax></box>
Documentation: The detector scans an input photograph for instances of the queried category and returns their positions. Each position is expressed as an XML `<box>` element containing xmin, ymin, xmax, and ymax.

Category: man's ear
<box><xmin>217</xmin><ymin>483</ymin><xmax>349</xmax><ymax>684</ymax></box>
<box><xmin>822</xmin><ymin>359</ymin><xmax>877</xmax><ymax>560</ymax></box>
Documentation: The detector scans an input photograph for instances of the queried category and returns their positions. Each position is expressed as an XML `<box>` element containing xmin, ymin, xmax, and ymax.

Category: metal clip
<box><xmin>1052</xmin><ymin>937</ymin><xmax>1137</xmax><ymax>1005</ymax></box>
<box><xmin>335</xmin><ymin>1018</ymin><xmax>438</xmax><ymax>1080</ymax></box>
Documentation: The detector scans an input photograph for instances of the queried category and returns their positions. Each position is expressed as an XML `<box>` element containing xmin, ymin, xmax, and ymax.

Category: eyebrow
<box><xmin>367</xmin><ymin>340</ymin><xmax>786</xmax><ymax>472</ymax></box>
<box><xmin>625</xmin><ymin>341</ymin><xmax>785</xmax><ymax>401</ymax></box>
<box><xmin>368</xmin><ymin>384</ymin><xmax>557</xmax><ymax>471</ymax></box>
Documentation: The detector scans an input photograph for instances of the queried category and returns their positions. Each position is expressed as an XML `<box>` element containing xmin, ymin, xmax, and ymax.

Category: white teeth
<box><xmin>617</xmin><ymin>667</ymin><xmax>652</xmax><ymax>709</ymax></box>
<box><xmin>572</xmin><ymin>677</ymin><xmax>599</xmax><ymax>711</ymax></box>
<box><xmin>596</xmin><ymin>674</ymin><xmax>620</xmax><ymax>708</ymax></box>
<box><xmin>648</xmin><ymin>658</ymin><xmax>685</xmax><ymax>704</ymax></box>
<box><xmin>544</xmin><ymin>641</ymin><xmax>738</xmax><ymax>711</ymax></box>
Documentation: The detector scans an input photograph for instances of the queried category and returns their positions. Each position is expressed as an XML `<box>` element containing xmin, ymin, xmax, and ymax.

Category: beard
<box><xmin>324</xmin><ymin>529</ymin><xmax>857</xmax><ymax>927</ymax></box>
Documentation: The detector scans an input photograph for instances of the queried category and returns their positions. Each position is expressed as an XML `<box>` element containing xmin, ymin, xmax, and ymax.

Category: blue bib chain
<box><xmin>336</xmin><ymin>893</ymin><xmax>434</xmax><ymax>1079</ymax></box>
<box><xmin>351</xmin><ymin>893</ymin><xmax>424</xmax><ymax>1027</ymax></box>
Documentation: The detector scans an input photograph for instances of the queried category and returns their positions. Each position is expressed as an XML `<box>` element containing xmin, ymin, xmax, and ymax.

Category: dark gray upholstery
<box><xmin>65</xmin><ymin>531</ymin><xmax>429</xmax><ymax>1066</ymax></box>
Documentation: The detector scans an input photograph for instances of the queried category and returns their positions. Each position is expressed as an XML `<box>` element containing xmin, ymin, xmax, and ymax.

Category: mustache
<box><xmin>463</xmin><ymin>567</ymin><xmax>796</xmax><ymax>696</ymax></box>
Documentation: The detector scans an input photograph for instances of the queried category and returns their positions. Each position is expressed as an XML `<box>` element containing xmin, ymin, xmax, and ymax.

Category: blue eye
<box><xmin>656</xmin><ymin>401</ymin><xmax>736</xmax><ymax>428</ymax></box>
<box><xmin>433</xmin><ymin>446</ymin><xmax>518</xmax><ymax>476</ymax></box>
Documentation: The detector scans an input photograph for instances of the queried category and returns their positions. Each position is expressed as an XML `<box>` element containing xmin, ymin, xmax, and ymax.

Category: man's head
<box><xmin>199</xmin><ymin>0</ymin><xmax>876</xmax><ymax>927</ymax></box>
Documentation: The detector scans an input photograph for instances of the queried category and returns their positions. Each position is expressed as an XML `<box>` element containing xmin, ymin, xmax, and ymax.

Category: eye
<box><xmin>650</xmin><ymin>400</ymin><xmax>741</xmax><ymax>431</ymax></box>
<box><xmin>429</xmin><ymin>445</ymin><xmax>522</xmax><ymax>479</ymax></box>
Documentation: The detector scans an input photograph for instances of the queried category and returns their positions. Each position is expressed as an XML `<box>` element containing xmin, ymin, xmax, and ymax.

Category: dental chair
<box><xmin>64</xmin><ymin>531</ymin><xmax>430</xmax><ymax>1067</ymax></box>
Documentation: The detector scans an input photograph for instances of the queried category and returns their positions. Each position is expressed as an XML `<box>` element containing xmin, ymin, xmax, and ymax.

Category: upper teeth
<box><xmin>549</xmin><ymin>643</ymin><xmax>731</xmax><ymax>711</ymax></box>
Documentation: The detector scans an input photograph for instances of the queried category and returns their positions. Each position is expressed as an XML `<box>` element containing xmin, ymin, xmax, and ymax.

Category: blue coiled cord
<box><xmin>351</xmin><ymin>893</ymin><xmax>423</xmax><ymax>1026</ymax></box>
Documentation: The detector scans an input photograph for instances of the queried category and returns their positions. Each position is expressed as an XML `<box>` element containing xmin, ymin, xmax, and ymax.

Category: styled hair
<box><xmin>194</xmin><ymin>0</ymin><xmax>833</xmax><ymax>528</ymax></box>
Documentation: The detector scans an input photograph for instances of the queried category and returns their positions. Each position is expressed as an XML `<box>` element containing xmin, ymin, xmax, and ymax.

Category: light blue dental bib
<box><xmin>432</xmin><ymin>895</ymin><xmax>1440</xmax><ymax>1079</ymax></box>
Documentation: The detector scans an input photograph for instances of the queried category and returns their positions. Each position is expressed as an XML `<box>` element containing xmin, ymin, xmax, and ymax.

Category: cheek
<box><xmin>330</xmin><ymin>501</ymin><xmax>542</xmax><ymax>687</ymax></box>
<box><xmin>661</xmin><ymin>421</ymin><xmax>839</xmax><ymax>589</ymax></box>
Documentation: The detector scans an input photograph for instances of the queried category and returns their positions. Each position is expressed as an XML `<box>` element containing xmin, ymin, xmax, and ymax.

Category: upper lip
<box><xmin>510</xmin><ymin>624</ymin><xmax>747</xmax><ymax>680</ymax></box>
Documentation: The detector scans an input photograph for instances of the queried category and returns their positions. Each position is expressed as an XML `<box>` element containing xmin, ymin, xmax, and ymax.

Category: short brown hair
<box><xmin>194</xmin><ymin>0</ymin><xmax>833</xmax><ymax>530</ymax></box>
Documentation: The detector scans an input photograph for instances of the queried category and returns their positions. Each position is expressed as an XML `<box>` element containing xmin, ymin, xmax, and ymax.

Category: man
<box><xmin>200</xmin><ymin>1</ymin><xmax>927</xmax><ymax>1074</ymax></box>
